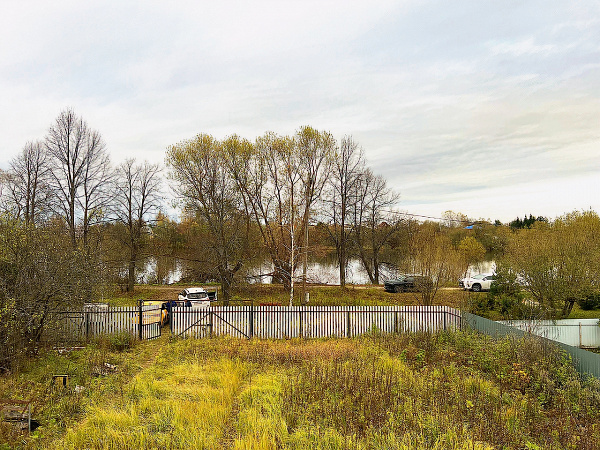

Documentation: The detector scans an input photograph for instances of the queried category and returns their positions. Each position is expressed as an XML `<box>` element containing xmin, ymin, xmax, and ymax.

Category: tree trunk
<box><xmin>127</xmin><ymin>256</ymin><xmax>136</xmax><ymax>293</ymax></box>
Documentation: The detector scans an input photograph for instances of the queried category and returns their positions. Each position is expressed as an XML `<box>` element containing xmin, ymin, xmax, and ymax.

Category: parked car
<box><xmin>384</xmin><ymin>275</ymin><xmax>432</xmax><ymax>293</ymax></box>
<box><xmin>461</xmin><ymin>274</ymin><xmax>495</xmax><ymax>292</ymax></box>
<box><xmin>178</xmin><ymin>287</ymin><xmax>212</xmax><ymax>307</ymax></box>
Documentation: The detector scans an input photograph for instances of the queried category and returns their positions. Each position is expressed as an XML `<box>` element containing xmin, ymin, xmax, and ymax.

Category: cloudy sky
<box><xmin>1</xmin><ymin>0</ymin><xmax>599</xmax><ymax>222</ymax></box>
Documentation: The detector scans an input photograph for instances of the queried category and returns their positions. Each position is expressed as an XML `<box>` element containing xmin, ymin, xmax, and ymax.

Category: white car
<box><xmin>178</xmin><ymin>287</ymin><xmax>211</xmax><ymax>307</ymax></box>
<box><xmin>461</xmin><ymin>274</ymin><xmax>495</xmax><ymax>292</ymax></box>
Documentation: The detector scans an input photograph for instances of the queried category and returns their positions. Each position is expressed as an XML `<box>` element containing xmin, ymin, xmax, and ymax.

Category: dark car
<box><xmin>384</xmin><ymin>275</ymin><xmax>432</xmax><ymax>293</ymax></box>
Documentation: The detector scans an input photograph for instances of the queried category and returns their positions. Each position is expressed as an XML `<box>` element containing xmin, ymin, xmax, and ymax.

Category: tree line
<box><xmin>0</xmin><ymin>110</ymin><xmax>496</xmax><ymax>305</ymax></box>
<box><xmin>2</xmin><ymin>109</ymin><xmax>595</xmax><ymax>367</ymax></box>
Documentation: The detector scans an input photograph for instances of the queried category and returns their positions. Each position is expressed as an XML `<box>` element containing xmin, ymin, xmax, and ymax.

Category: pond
<box><xmin>140</xmin><ymin>256</ymin><xmax>496</xmax><ymax>286</ymax></box>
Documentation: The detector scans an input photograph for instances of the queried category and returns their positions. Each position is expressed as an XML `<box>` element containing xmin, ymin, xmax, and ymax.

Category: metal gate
<box><xmin>171</xmin><ymin>307</ymin><xmax>250</xmax><ymax>338</ymax></box>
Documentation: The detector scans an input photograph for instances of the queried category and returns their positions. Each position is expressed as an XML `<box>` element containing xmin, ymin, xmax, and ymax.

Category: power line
<box><xmin>382</xmin><ymin>209</ymin><xmax>485</xmax><ymax>224</ymax></box>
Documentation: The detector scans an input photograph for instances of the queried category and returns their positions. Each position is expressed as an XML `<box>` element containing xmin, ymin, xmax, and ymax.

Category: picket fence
<box><xmin>52</xmin><ymin>305</ymin><xmax>163</xmax><ymax>342</ymax></box>
<box><xmin>170</xmin><ymin>305</ymin><xmax>462</xmax><ymax>339</ymax></box>
<box><xmin>46</xmin><ymin>304</ymin><xmax>600</xmax><ymax>380</ymax></box>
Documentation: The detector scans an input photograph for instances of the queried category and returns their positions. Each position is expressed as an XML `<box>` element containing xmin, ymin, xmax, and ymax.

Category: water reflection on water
<box><xmin>141</xmin><ymin>256</ymin><xmax>496</xmax><ymax>286</ymax></box>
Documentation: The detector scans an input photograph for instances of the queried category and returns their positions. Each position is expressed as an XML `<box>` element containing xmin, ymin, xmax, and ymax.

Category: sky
<box><xmin>1</xmin><ymin>0</ymin><xmax>599</xmax><ymax>223</ymax></box>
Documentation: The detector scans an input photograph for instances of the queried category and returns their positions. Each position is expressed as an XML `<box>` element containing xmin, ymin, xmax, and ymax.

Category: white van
<box><xmin>178</xmin><ymin>287</ymin><xmax>211</xmax><ymax>307</ymax></box>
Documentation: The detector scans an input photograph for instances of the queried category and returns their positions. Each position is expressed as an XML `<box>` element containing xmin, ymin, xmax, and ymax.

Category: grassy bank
<box><xmin>106</xmin><ymin>283</ymin><xmax>600</xmax><ymax>319</ymax></box>
<box><xmin>2</xmin><ymin>331</ymin><xmax>600</xmax><ymax>449</ymax></box>
<box><xmin>106</xmin><ymin>283</ymin><xmax>473</xmax><ymax>309</ymax></box>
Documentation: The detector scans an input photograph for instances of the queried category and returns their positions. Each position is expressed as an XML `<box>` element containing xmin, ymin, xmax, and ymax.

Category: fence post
<box><xmin>138</xmin><ymin>300</ymin><xmax>143</xmax><ymax>340</ymax></box>
<box><xmin>346</xmin><ymin>309</ymin><xmax>351</xmax><ymax>338</ymax></box>
<box><xmin>209</xmin><ymin>310</ymin><xmax>214</xmax><ymax>338</ymax></box>
<box><xmin>299</xmin><ymin>307</ymin><xmax>303</xmax><ymax>339</ymax></box>
<box><xmin>394</xmin><ymin>310</ymin><xmax>398</xmax><ymax>334</ymax></box>
<box><xmin>444</xmin><ymin>309</ymin><xmax>447</xmax><ymax>331</ymax></box>
<box><xmin>85</xmin><ymin>310</ymin><xmax>90</xmax><ymax>341</ymax></box>
<box><xmin>249</xmin><ymin>304</ymin><xmax>254</xmax><ymax>338</ymax></box>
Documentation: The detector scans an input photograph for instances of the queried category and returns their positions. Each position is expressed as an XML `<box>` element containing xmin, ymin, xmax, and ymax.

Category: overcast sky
<box><xmin>1</xmin><ymin>0</ymin><xmax>599</xmax><ymax>223</ymax></box>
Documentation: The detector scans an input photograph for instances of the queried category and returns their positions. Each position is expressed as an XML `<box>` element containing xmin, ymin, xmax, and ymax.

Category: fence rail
<box><xmin>38</xmin><ymin>304</ymin><xmax>600</xmax><ymax>380</ymax></box>
<box><xmin>51</xmin><ymin>305</ymin><xmax>162</xmax><ymax>342</ymax></box>
<box><xmin>171</xmin><ymin>305</ymin><xmax>461</xmax><ymax>339</ymax></box>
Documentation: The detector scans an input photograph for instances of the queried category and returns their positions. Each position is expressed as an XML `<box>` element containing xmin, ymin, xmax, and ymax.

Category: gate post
<box><xmin>138</xmin><ymin>299</ymin><xmax>143</xmax><ymax>340</ymax></box>
<box><xmin>299</xmin><ymin>307</ymin><xmax>303</xmax><ymax>339</ymax></box>
<box><xmin>209</xmin><ymin>310</ymin><xmax>213</xmax><ymax>338</ymax></box>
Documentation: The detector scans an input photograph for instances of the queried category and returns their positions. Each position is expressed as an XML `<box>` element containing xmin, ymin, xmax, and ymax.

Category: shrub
<box><xmin>578</xmin><ymin>291</ymin><xmax>600</xmax><ymax>310</ymax></box>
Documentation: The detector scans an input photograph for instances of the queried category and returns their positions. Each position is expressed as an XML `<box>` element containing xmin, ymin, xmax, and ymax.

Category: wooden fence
<box><xmin>51</xmin><ymin>305</ymin><xmax>162</xmax><ymax>342</ymax></box>
<box><xmin>171</xmin><ymin>305</ymin><xmax>462</xmax><ymax>339</ymax></box>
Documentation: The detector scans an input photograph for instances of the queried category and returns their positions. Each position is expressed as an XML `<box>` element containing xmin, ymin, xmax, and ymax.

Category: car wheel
<box><xmin>472</xmin><ymin>283</ymin><xmax>481</xmax><ymax>292</ymax></box>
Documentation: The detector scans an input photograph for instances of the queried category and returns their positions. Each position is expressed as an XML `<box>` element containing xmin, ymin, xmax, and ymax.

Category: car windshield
<box><xmin>188</xmin><ymin>292</ymin><xmax>208</xmax><ymax>300</ymax></box>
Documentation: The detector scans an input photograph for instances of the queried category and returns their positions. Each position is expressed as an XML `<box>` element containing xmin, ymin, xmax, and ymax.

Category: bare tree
<box><xmin>351</xmin><ymin>169</ymin><xmax>400</xmax><ymax>284</ymax></box>
<box><xmin>5</xmin><ymin>141</ymin><xmax>52</xmax><ymax>224</ymax></box>
<box><xmin>323</xmin><ymin>136</ymin><xmax>365</xmax><ymax>287</ymax></box>
<box><xmin>406</xmin><ymin>222</ymin><xmax>462</xmax><ymax>306</ymax></box>
<box><xmin>45</xmin><ymin>109</ymin><xmax>112</xmax><ymax>249</ymax></box>
<box><xmin>113</xmin><ymin>159</ymin><xmax>162</xmax><ymax>293</ymax></box>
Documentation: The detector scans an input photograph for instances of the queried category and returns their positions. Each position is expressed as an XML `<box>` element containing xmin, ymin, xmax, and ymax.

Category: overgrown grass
<box><xmin>3</xmin><ymin>331</ymin><xmax>599</xmax><ymax>449</ymax></box>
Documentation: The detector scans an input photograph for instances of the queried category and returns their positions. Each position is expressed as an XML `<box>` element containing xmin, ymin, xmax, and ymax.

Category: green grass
<box><xmin>2</xmin><ymin>332</ymin><xmax>600</xmax><ymax>449</ymax></box>
<box><xmin>104</xmin><ymin>283</ymin><xmax>471</xmax><ymax>309</ymax></box>
<box><xmin>566</xmin><ymin>304</ymin><xmax>600</xmax><ymax>319</ymax></box>
<box><xmin>103</xmin><ymin>283</ymin><xmax>600</xmax><ymax>321</ymax></box>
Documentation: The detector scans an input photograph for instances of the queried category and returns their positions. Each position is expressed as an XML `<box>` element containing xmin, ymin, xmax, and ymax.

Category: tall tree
<box><xmin>45</xmin><ymin>109</ymin><xmax>112</xmax><ymax>249</ymax></box>
<box><xmin>351</xmin><ymin>169</ymin><xmax>400</xmax><ymax>284</ymax></box>
<box><xmin>323</xmin><ymin>136</ymin><xmax>364</xmax><ymax>287</ymax></box>
<box><xmin>502</xmin><ymin>211</ymin><xmax>600</xmax><ymax>317</ymax></box>
<box><xmin>5</xmin><ymin>141</ymin><xmax>52</xmax><ymax>225</ymax></box>
<box><xmin>113</xmin><ymin>159</ymin><xmax>162</xmax><ymax>293</ymax></box>
<box><xmin>167</xmin><ymin>134</ymin><xmax>251</xmax><ymax>303</ymax></box>
<box><xmin>295</xmin><ymin>126</ymin><xmax>335</xmax><ymax>300</ymax></box>
<box><xmin>225</xmin><ymin>132</ymin><xmax>301</xmax><ymax>293</ymax></box>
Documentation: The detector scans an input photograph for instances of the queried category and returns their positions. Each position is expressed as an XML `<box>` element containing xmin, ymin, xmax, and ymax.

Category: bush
<box><xmin>578</xmin><ymin>291</ymin><xmax>600</xmax><ymax>310</ymax></box>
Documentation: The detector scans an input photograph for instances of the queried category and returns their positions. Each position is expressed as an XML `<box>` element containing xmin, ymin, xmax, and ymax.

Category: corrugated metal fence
<box><xmin>462</xmin><ymin>312</ymin><xmax>600</xmax><ymax>380</ymax></box>
<box><xmin>499</xmin><ymin>319</ymin><xmax>600</xmax><ymax>348</ymax></box>
<box><xmin>170</xmin><ymin>305</ymin><xmax>462</xmax><ymax>339</ymax></box>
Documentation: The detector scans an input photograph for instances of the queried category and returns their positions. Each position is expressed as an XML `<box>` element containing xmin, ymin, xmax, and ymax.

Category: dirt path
<box><xmin>218</xmin><ymin>390</ymin><xmax>242</xmax><ymax>449</ymax></box>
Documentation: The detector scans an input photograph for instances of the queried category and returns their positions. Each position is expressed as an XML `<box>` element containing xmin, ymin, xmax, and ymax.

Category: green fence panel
<box><xmin>462</xmin><ymin>312</ymin><xmax>600</xmax><ymax>380</ymax></box>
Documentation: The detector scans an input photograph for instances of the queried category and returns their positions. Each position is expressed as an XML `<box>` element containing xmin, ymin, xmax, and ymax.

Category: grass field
<box><xmin>2</xmin><ymin>331</ymin><xmax>600</xmax><ymax>449</ymax></box>
<box><xmin>108</xmin><ymin>283</ymin><xmax>474</xmax><ymax>308</ymax></box>
<box><xmin>106</xmin><ymin>283</ymin><xmax>600</xmax><ymax>320</ymax></box>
